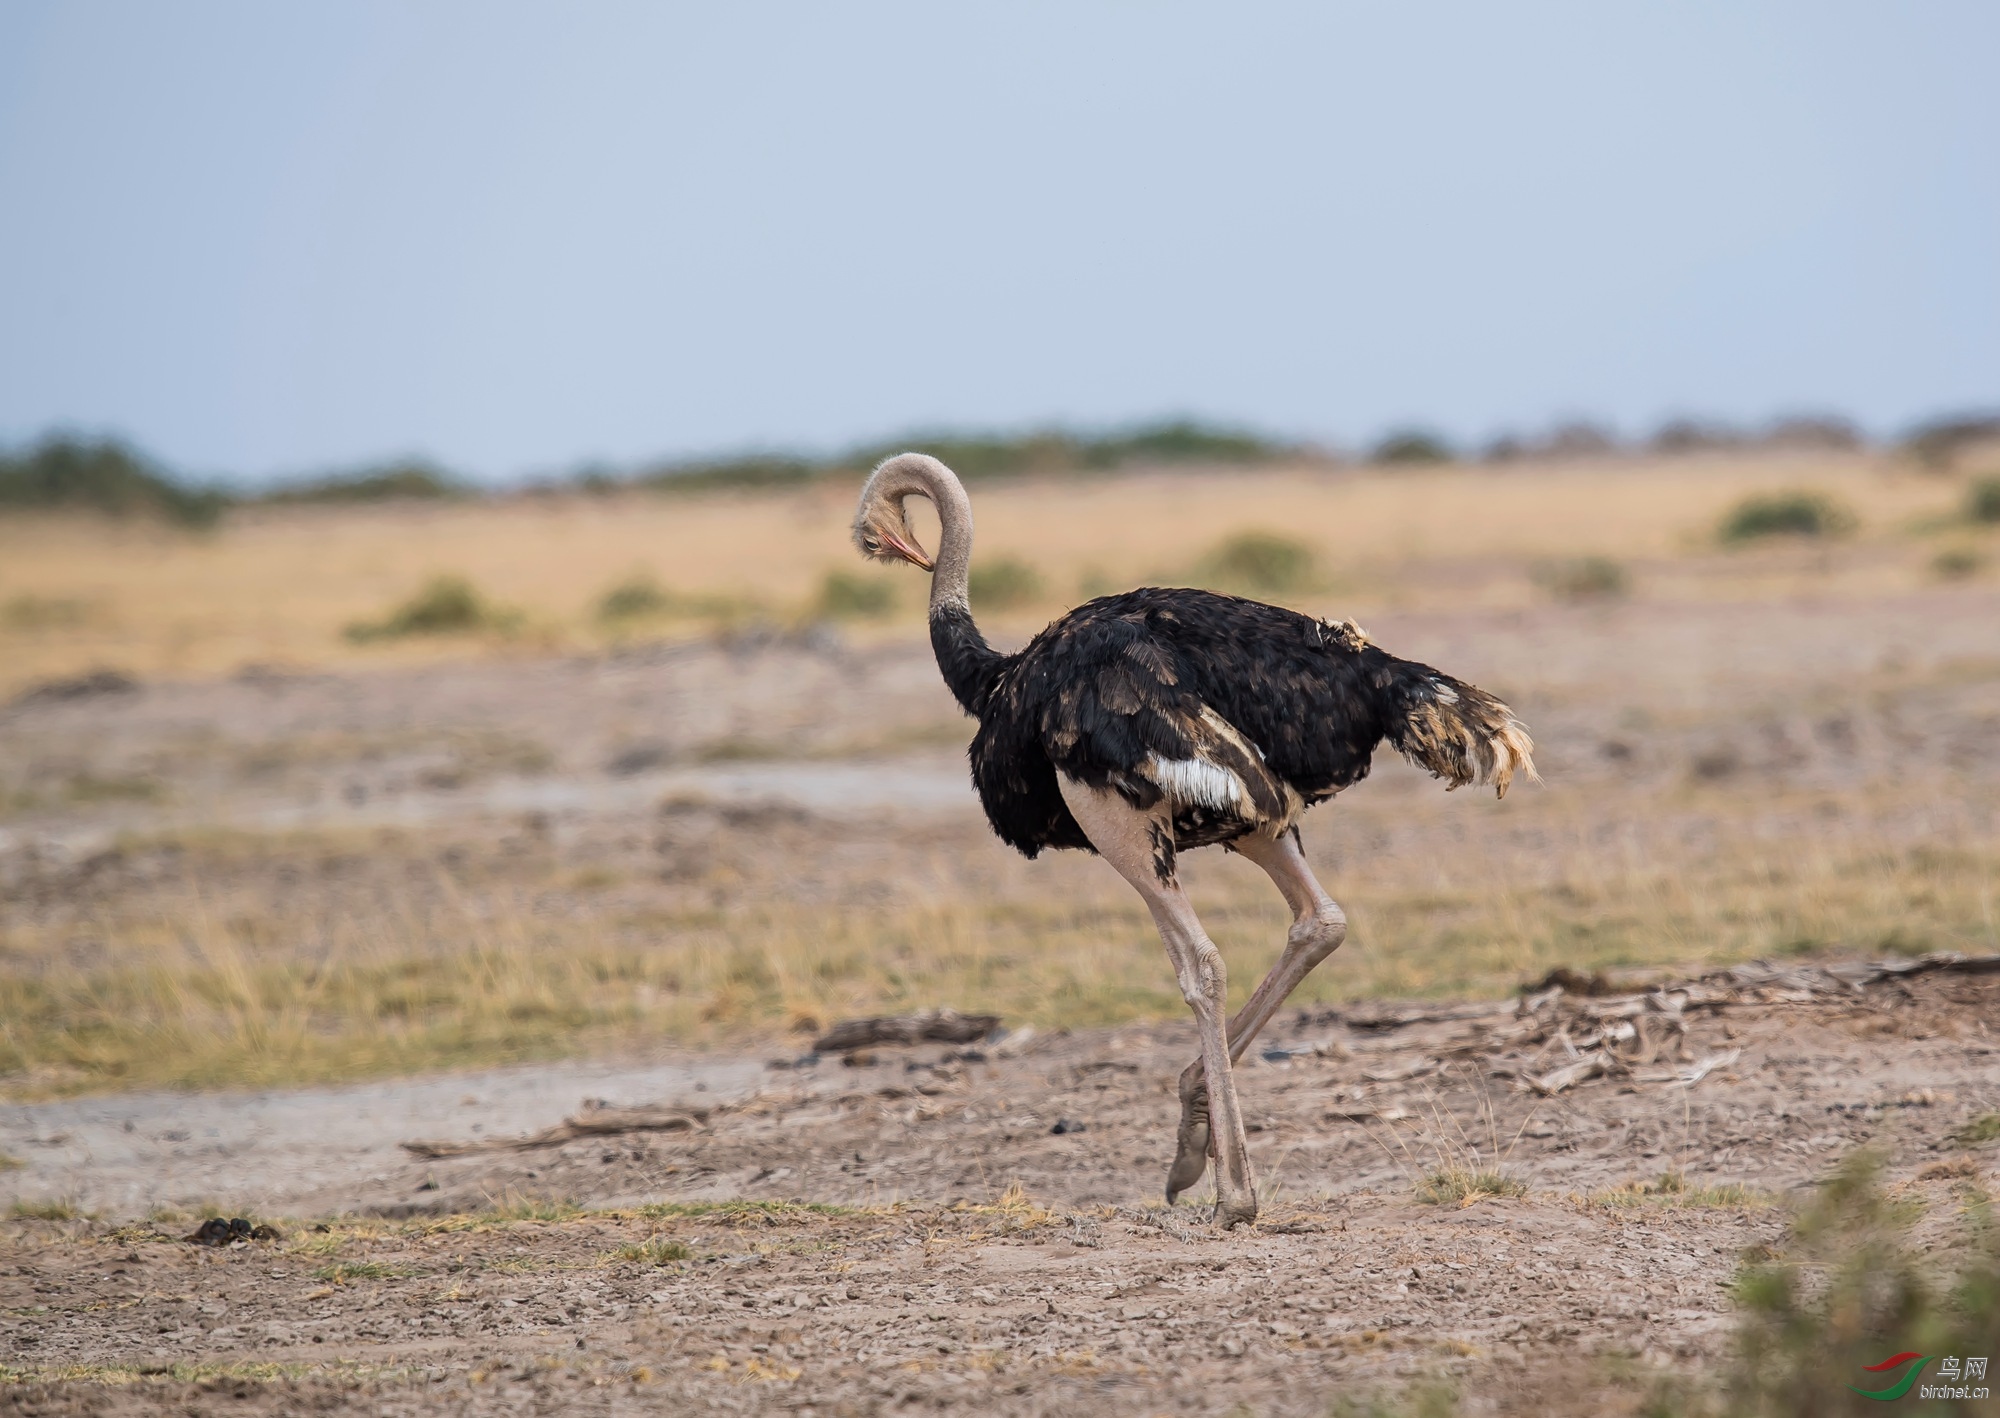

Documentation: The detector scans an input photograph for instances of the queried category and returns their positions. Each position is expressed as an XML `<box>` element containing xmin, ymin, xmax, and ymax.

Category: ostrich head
<box><xmin>851</xmin><ymin>452</ymin><xmax>943</xmax><ymax>571</ymax></box>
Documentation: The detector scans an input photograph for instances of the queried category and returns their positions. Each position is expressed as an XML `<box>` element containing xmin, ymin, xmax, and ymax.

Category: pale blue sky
<box><xmin>1</xmin><ymin>2</ymin><xmax>1994</xmax><ymax>483</ymax></box>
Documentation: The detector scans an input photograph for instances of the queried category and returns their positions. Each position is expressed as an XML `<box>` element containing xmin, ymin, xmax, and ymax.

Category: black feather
<box><xmin>929</xmin><ymin>604</ymin><xmax>1006</xmax><ymax>716</ymax></box>
<box><xmin>937</xmin><ymin>587</ymin><xmax>1529</xmax><ymax>859</ymax></box>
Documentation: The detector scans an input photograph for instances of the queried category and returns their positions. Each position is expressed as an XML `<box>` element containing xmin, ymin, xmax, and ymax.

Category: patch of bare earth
<box><xmin>4</xmin><ymin>968</ymin><xmax>1997</xmax><ymax>1416</ymax></box>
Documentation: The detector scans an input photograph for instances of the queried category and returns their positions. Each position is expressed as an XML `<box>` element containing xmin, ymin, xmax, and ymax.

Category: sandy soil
<box><xmin>4</xmin><ymin>967</ymin><xmax>1997</xmax><ymax>1416</ymax></box>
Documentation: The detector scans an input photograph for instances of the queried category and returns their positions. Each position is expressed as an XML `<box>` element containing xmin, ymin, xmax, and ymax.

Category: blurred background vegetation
<box><xmin>4</xmin><ymin>410</ymin><xmax>1995</xmax><ymax>526</ymax></box>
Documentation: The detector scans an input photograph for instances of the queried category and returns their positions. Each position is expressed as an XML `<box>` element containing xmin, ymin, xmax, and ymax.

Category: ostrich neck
<box><xmin>903</xmin><ymin>455</ymin><xmax>1001</xmax><ymax>717</ymax></box>
<box><xmin>920</xmin><ymin>462</ymin><xmax>975</xmax><ymax>615</ymax></box>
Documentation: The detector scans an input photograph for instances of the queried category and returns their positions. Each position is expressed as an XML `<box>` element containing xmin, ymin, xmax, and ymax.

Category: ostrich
<box><xmin>852</xmin><ymin>453</ymin><xmax>1535</xmax><ymax>1227</ymax></box>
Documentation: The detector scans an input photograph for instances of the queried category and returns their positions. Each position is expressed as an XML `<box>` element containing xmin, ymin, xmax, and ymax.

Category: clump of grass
<box><xmin>814</xmin><ymin>570</ymin><xmax>895</xmax><ymax>619</ymax></box>
<box><xmin>963</xmin><ymin>1180</ymin><xmax>1062</xmax><ymax>1232</ymax></box>
<box><xmin>1592</xmin><ymin>1171</ymin><xmax>1769</xmax><ymax>1208</ymax></box>
<box><xmin>63</xmin><ymin>773</ymin><xmax>162</xmax><ymax>805</ymax></box>
<box><xmin>1199</xmin><ymin>531</ymin><xmax>1317</xmax><ymax>596</ymax></box>
<box><xmin>1952</xmin><ymin>1113</ymin><xmax>2000</xmax><ymax>1147</ymax></box>
<box><xmin>635</xmin><ymin>1200</ymin><xmax>857</xmax><ymax>1223</ymax></box>
<box><xmin>1965</xmin><ymin>476</ymin><xmax>2000</xmax><ymax>524</ymax></box>
<box><xmin>1534</xmin><ymin>555</ymin><xmax>1629</xmax><ymax>601</ymax></box>
<box><xmin>596</xmin><ymin>574</ymin><xmax>675</xmax><ymax>621</ymax></box>
<box><xmin>1</xmin><ymin>1359</ymin><xmax>334</xmax><ymax>1386</ymax></box>
<box><xmin>312</xmin><ymin>1260</ymin><xmax>406</xmax><ymax>1283</ymax></box>
<box><xmin>10</xmin><ymin>1197</ymin><xmax>81</xmax><ymax>1220</ymax></box>
<box><xmin>344</xmin><ymin>576</ymin><xmax>518</xmax><ymax>643</ymax></box>
<box><xmin>594</xmin><ymin>574</ymin><xmax>745</xmax><ymax>625</ymax></box>
<box><xmin>1416</xmin><ymin>1165</ymin><xmax>1526</xmax><ymax>1206</ymax></box>
<box><xmin>968</xmin><ymin>556</ymin><xmax>1043</xmax><ymax>610</ymax></box>
<box><xmin>0</xmin><ymin>1151</ymin><xmax>22</xmax><ymax>1172</ymax></box>
<box><xmin>0</xmin><ymin>595</ymin><xmax>95</xmax><ymax>631</ymax></box>
<box><xmin>1329</xmin><ymin>1381</ymin><xmax>1461</xmax><ymax>1418</ymax></box>
<box><xmin>1932</xmin><ymin>545</ymin><xmax>1984</xmax><ymax>580</ymax></box>
<box><xmin>1718</xmin><ymin>490</ymin><xmax>1858</xmax><ymax>543</ymax></box>
<box><xmin>1728</xmin><ymin>1150</ymin><xmax>2000</xmax><ymax>1415</ymax></box>
<box><xmin>290</xmin><ymin>1230</ymin><xmax>346</xmax><ymax>1257</ymax></box>
<box><xmin>1372</xmin><ymin>1074</ymin><xmax>1533</xmax><ymax>1208</ymax></box>
<box><xmin>612</xmin><ymin>1236</ymin><xmax>692</xmax><ymax>1266</ymax></box>
<box><xmin>481</xmin><ymin>1194</ymin><xmax>582</xmax><ymax>1224</ymax></box>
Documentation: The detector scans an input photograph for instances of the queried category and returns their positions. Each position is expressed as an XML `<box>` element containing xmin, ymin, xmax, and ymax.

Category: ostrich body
<box><xmin>853</xmin><ymin>453</ymin><xmax>1536</xmax><ymax>1226</ymax></box>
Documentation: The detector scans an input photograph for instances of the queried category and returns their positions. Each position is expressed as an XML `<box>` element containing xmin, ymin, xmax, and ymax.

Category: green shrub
<box><xmin>638</xmin><ymin>455</ymin><xmax>819</xmax><ymax>494</ymax></box>
<box><xmin>1535</xmin><ymin>556</ymin><xmax>1629</xmax><ymax>601</ymax></box>
<box><xmin>640</xmin><ymin>422</ymin><xmax>1294</xmax><ymax>492</ymax></box>
<box><xmin>595</xmin><ymin>574</ymin><xmax>748</xmax><ymax>625</ymax></box>
<box><xmin>1905</xmin><ymin>414</ymin><xmax>2000</xmax><ymax>469</ymax></box>
<box><xmin>9</xmin><ymin>1197</ymin><xmax>81</xmax><ymax>1220</ymax></box>
<box><xmin>1719</xmin><ymin>490</ymin><xmax>1858</xmax><ymax>542</ymax></box>
<box><xmin>596</xmin><ymin>575</ymin><xmax>674</xmax><ymax>621</ymax></box>
<box><xmin>0</xmin><ymin>595</ymin><xmax>94</xmax><ymax>630</ymax></box>
<box><xmin>1967</xmin><ymin>477</ymin><xmax>2000</xmax><ymax>524</ymax></box>
<box><xmin>1932</xmin><ymin>546</ymin><xmax>1984</xmax><ymax>581</ymax></box>
<box><xmin>1371</xmin><ymin>430</ymin><xmax>1453</xmax><ymax>465</ymax></box>
<box><xmin>1415</xmin><ymin>1166</ymin><xmax>1525</xmax><ymax>1205</ymax></box>
<box><xmin>1201</xmin><ymin>531</ymin><xmax>1317</xmax><ymax>595</ymax></box>
<box><xmin>613</xmin><ymin>1237</ymin><xmax>692</xmax><ymax>1265</ymax></box>
<box><xmin>344</xmin><ymin>576</ymin><xmax>513</xmax><ymax>642</ymax></box>
<box><xmin>1953</xmin><ymin>1113</ymin><xmax>2000</xmax><ymax>1146</ymax></box>
<box><xmin>1728</xmin><ymin>1152</ymin><xmax>2000</xmax><ymax>1415</ymax></box>
<box><xmin>1076</xmin><ymin>419</ymin><xmax>1282</xmax><ymax>468</ymax></box>
<box><xmin>815</xmin><ymin>571</ymin><xmax>895</xmax><ymax>619</ymax></box>
<box><xmin>1653</xmin><ymin>418</ymin><xmax>1742</xmax><ymax>454</ymax></box>
<box><xmin>263</xmin><ymin>460</ymin><xmax>465</xmax><ymax>504</ymax></box>
<box><xmin>968</xmin><ymin>557</ymin><xmax>1043</xmax><ymax>610</ymax></box>
<box><xmin>0</xmin><ymin>437</ymin><xmax>227</xmax><ymax>526</ymax></box>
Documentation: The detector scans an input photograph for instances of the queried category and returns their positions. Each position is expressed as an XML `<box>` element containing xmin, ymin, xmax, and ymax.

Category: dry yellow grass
<box><xmin>0</xmin><ymin>451</ymin><xmax>1983</xmax><ymax>696</ymax></box>
<box><xmin>2</xmin><ymin>768</ymin><xmax>1992</xmax><ymax>1099</ymax></box>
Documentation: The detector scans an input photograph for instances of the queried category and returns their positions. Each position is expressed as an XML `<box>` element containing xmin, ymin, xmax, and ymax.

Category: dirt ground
<box><xmin>4</xmin><ymin>963</ymin><xmax>1998</xmax><ymax>1416</ymax></box>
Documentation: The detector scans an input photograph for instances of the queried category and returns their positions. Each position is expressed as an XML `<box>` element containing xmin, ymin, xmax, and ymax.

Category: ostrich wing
<box><xmin>998</xmin><ymin>607</ymin><xmax>1291</xmax><ymax>831</ymax></box>
<box><xmin>958</xmin><ymin>587</ymin><xmax>1532</xmax><ymax>861</ymax></box>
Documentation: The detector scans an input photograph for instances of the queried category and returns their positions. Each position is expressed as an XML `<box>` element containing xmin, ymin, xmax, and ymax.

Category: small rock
<box><xmin>11</xmin><ymin>669</ymin><xmax>140</xmax><ymax>707</ymax></box>
<box><xmin>606</xmin><ymin>742</ymin><xmax>672</xmax><ymax>777</ymax></box>
<box><xmin>1050</xmin><ymin>1119</ymin><xmax>1087</xmax><ymax>1136</ymax></box>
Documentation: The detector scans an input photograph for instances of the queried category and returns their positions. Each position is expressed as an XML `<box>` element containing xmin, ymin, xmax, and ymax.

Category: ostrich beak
<box><xmin>880</xmin><ymin>529</ymin><xmax>934</xmax><ymax>571</ymax></box>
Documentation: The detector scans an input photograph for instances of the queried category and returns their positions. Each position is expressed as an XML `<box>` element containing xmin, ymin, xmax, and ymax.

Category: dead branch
<box><xmin>812</xmin><ymin>1007</ymin><xmax>1002</xmax><ymax>1053</ymax></box>
<box><xmin>400</xmin><ymin>1099</ymin><xmax>718</xmax><ymax>1159</ymax></box>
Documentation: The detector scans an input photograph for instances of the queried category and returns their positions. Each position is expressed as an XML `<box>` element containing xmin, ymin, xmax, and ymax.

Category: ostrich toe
<box><xmin>1164</xmin><ymin>1082</ymin><xmax>1212</xmax><ymax>1204</ymax></box>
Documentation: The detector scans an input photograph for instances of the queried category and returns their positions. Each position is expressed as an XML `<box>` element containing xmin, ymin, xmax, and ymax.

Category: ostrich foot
<box><xmin>1168</xmin><ymin>1070</ymin><xmax>1256</xmax><ymax>1225</ymax></box>
<box><xmin>1212</xmin><ymin>1189</ymin><xmax>1258</xmax><ymax>1229</ymax></box>
<box><xmin>1164</xmin><ymin>1070</ymin><xmax>1211</xmax><ymax>1205</ymax></box>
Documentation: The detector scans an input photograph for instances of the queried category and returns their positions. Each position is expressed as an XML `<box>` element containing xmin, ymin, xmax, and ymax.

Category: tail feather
<box><xmin>1386</xmin><ymin>672</ymin><xmax>1538</xmax><ymax>798</ymax></box>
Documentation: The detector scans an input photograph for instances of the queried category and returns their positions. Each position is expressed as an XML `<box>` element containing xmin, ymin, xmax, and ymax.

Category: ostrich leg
<box><xmin>1166</xmin><ymin>828</ymin><xmax>1347</xmax><ymax>1205</ymax></box>
<box><xmin>1056</xmin><ymin>777</ymin><xmax>1259</xmax><ymax>1227</ymax></box>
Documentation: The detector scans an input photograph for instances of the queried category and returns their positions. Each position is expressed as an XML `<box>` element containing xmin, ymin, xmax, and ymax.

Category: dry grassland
<box><xmin>0</xmin><ymin>450</ymin><xmax>1986</xmax><ymax>696</ymax></box>
<box><xmin>2</xmin><ymin>768</ymin><xmax>1995</xmax><ymax>1099</ymax></box>
<box><xmin>2</xmin><ymin>451</ymin><xmax>1998</xmax><ymax>1098</ymax></box>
